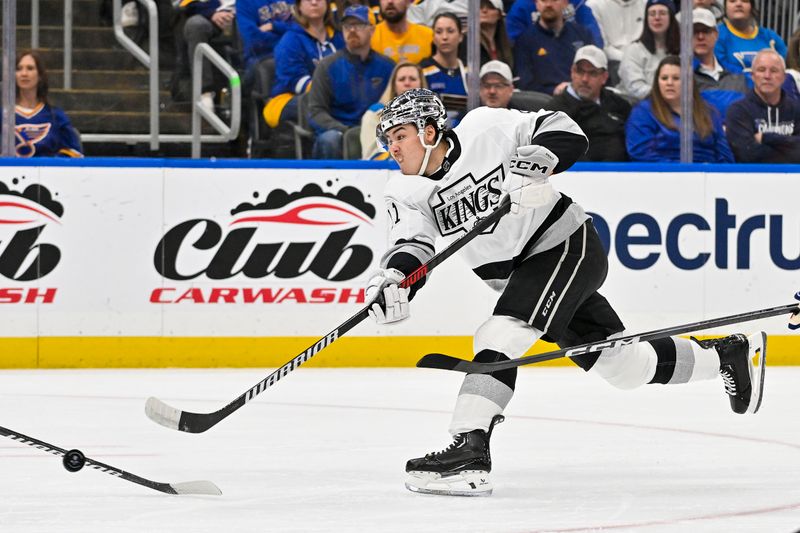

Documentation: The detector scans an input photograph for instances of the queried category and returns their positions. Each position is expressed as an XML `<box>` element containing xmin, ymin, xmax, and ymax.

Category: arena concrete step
<box><xmin>67</xmin><ymin>110</ymin><xmax>223</xmax><ymax>135</ymax></box>
<box><xmin>48</xmin><ymin>70</ymin><xmax>173</xmax><ymax>91</ymax></box>
<box><xmin>17</xmin><ymin>25</ymin><xmax>118</xmax><ymax>49</ymax></box>
<box><xmin>37</xmin><ymin>47</ymin><xmax>142</xmax><ymax>71</ymax></box>
<box><xmin>11</xmin><ymin>0</ymin><xmax>102</xmax><ymax>27</ymax></box>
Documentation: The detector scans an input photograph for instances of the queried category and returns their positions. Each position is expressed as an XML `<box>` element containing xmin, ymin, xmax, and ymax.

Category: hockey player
<box><xmin>366</xmin><ymin>88</ymin><xmax>767</xmax><ymax>497</ymax></box>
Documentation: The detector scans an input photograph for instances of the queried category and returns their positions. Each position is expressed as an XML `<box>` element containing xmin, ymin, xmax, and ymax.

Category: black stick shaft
<box><xmin>148</xmin><ymin>195</ymin><xmax>513</xmax><ymax>433</ymax></box>
<box><xmin>417</xmin><ymin>302</ymin><xmax>799</xmax><ymax>373</ymax></box>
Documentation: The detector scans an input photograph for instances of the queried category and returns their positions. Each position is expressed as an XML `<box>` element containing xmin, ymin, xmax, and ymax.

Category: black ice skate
<box><xmin>405</xmin><ymin>415</ymin><xmax>504</xmax><ymax>497</ymax></box>
<box><xmin>692</xmin><ymin>332</ymin><xmax>767</xmax><ymax>414</ymax></box>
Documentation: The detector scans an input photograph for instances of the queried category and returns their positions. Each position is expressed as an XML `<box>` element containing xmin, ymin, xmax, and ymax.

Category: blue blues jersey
<box><xmin>14</xmin><ymin>103</ymin><xmax>82</xmax><ymax>158</ymax></box>
<box><xmin>419</xmin><ymin>57</ymin><xmax>467</xmax><ymax>97</ymax></box>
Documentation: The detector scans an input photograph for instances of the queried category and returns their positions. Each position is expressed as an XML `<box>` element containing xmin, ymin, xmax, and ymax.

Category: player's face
<box><xmin>433</xmin><ymin>17</ymin><xmax>462</xmax><ymax>55</ymax></box>
<box><xmin>15</xmin><ymin>55</ymin><xmax>39</xmax><ymax>93</ymax></box>
<box><xmin>384</xmin><ymin>124</ymin><xmax>426</xmax><ymax>174</ymax></box>
<box><xmin>657</xmin><ymin>64</ymin><xmax>681</xmax><ymax>105</ymax></box>
<box><xmin>394</xmin><ymin>66</ymin><xmax>422</xmax><ymax>94</ymax></box>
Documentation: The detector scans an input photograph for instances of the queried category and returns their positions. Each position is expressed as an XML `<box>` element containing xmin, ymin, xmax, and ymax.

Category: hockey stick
<box><xmin>145</xmin><ymin>194</ymin><xmax>513</xmax><ymax>433</ymax></box>
<box><xmin>0</xmin><ymin>424</ymin><xmax>221</xmax><ymax>496</ymax></box>
<box><xmin>417</xmin><ymin>302</ymin><xmax>800</xmax><ymax>373</ymax></box>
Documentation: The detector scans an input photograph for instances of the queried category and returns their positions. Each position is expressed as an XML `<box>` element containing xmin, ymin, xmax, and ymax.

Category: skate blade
<box><xmin>746</xmin><ymin>331</ymin><xmax>767</xmax><ymax>414</ymax></box>
<box><xmin>405</xmin><ymin>471</ymin><xmax>493</xmax><ymax>497</ymax></box>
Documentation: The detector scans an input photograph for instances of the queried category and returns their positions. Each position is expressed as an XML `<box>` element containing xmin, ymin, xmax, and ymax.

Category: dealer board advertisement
<box><xmin>0</xmin><ymin>163</ymin><xmax>796</xmax><ymax>367</ymax></box>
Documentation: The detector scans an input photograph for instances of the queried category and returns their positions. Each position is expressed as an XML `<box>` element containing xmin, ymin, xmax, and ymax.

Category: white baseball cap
<box><xmin>573</xmin><ymin>45</ymin><xmax>608</xmax><ymax>70</ymax></box>
<box><xmin>484</xmin><ymin>0</ymin><xmax>504</xmax><ymax>14</ymax></box>
<box><xmin>692</xmin><ymin>7</ymin><xmax>717</xmax><ymax>29</ymax></box>
<box><xmin>479</xmin><ymin>60</ymin><xmax>513</xmax><ymax>83</ymax></box>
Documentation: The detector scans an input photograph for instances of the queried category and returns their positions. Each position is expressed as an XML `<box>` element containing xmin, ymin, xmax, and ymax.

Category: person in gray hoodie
<box><xmin>725</xmin><ymin>49</ymin><xmax>800</xmax><ymax>163</ymax></box>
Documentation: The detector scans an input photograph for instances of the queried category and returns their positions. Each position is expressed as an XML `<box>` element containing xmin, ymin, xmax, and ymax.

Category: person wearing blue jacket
<box><xmin>714</xmin><ymin>0</ymin><xmax>786</xmax><ymax>74</ymax></box>
<box><xmin>307</xmin><ymin>5</ymin><xmax>395</xmax><ymax>158</ymax></box>
<box><xmin>724</xmin><ymin>49</ymin><xmax>800</xmax><ymax>163</ymax></box>
<box><xmin>626</xmin><ymin>55</ymin><xmax>734</xmax><ymax>162</ymax></box>
<box><xmin>513</xmin><ymin>0</ymin><xmax>595</xmax><ymax>95</ymax></box>
<box><xmin>237</xmin><ymin>0</ymin><xmax>295</xmax><ymax>74</ymax></box>
<box><xmin>13</xmin><ymin>51</ymin><xmax>82</xmax><ymax>158</ymax></box>
<box><xmin>263</xmin><ymin>0</ymin><xmax>344</xmax><ymax>127</ymax></box>
<box><xmin>506</xmin><ymin>0</ymin><xmax>603</xmax><ymax>46</ymax></box>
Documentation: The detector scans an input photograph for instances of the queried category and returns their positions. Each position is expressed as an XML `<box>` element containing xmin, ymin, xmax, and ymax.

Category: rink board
<box><xmin>0</xmin><ymin>159</ymin><xmax>797</xmax><ymax>367</ymax></box>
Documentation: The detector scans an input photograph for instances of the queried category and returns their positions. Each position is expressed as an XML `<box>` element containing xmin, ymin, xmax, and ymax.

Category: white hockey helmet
<box><xmin>376</xmin><ymin>89</ymin><xmax>448</xmax><ymax>174</ymax></box>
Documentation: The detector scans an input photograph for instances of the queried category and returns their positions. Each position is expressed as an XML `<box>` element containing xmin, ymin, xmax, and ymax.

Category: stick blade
<box><xmin>417</xmin><ymin>353</ymin><xmax>472</xmax><ymax>372</ymax></box>
<box><xmin>170</xmin><ymin>480</ymin><xmax>223</xmax><ymax>496</ymax></box>
<box><xmin>145</xmin><ymin>397</ymin><xmax>182</xmax><ymax>431</ymax></box>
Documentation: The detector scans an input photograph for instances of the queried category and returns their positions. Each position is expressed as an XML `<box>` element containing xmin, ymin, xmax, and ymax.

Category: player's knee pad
<box><xmin>591</xmin><ymin>341</ymin><xmax>657</xmax><ymax>390</ymax></box>
<box><xmin>474</xmin><ymin>315</ymin><xmax>541</xmax><ymax>359</ymax></box>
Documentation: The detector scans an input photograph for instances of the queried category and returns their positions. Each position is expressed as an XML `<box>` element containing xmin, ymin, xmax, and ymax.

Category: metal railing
<box><xmin>191</xmin><ymin>43</ymin><xmax>242</xmax><ymax>158</ymax></box>
<box><xmin>760</xmin><ymin>0</ymin><xmax>800</xmax><ymax>43</ymax></box>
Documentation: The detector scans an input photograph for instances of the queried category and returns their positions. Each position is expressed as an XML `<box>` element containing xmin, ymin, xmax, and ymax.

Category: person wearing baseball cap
<box><xmin>692</xmin><ymin>7</ymin><xmax>747</xmax><ymax>101</ymax></box>
<box><xmin>546</xmin><ymin>45</ymin><xmax>632</xmax><ymax>161</ymax></box>
<box><xmin>618</xmin><ymin>0</ymin><xmax>679</xmax><ymax>99</ymax></box>
<box><xmin>479</xmin><ymin>60</ymin><xmax>515</xmax><ymax>108</ymax></box>
<box><xmin>306</xmin><ymin>4</ymin><xmax>395</xmax><ymax>158</ymax></box>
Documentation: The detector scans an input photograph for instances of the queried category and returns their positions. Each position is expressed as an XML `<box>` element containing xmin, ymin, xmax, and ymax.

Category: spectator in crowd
<box><xmin>361</xmin><ymin>62</ymin><xmax>426</xmax><ymax>159</ymax></box>
<box><xmin>626</xmin><ymin>55</ymin><xmax>734</xmax><ymax>162</ymax></box>
<box><xmin>514</xmin><ymin>0</ymin><xmax>595</xmax><ymax>95</ymax></box>
<box><xmin>546</xmin><ymin>45</ymin><xmax>632</xmax><ymax>161</ymax></box>
<box><xmin>237</xmin><ymin>0</ymin><xmax>295</xmax><ymax>85</ymax></box>
<box><xmin>507</xmin><ymin>0</ymin><xmax>604</xmax><ymax>46</ymax></box>
<box><xmin>420</xmin><ymin>13</ymin><xmax>467</xmax><ymax>98</ymax></box>
<box><xmin>473</xmin><ymin>0</ymin><xmax>514</xmax><ymax>69</ymax></box>
<box><xmin>371</xmin><ymin>0</ymin><xmax>433</xmax><ymax>64</ymax></box>
<box><xmin>715</xmin><ymin>0</ymin><xmax>786</xmax><ymax>74</ymax></box>
<box><xmin>478</xmin><ymin>60</ymin><xmax>515</xmax><ymax>108</ymax></box>
<box><xmin>725</xmin><ymin>49</ymin><xmax>800</xmax><ymax>162</ymax></box>
<box><xmin>262</xmin><ymin>0</ymin><xmax>343</xmax><ymax>127</ymax></box>
<box><xmin>675</xmin><ymin>0</ymin><xmax>725</xmax><ymax>23</ymax></box>
<box><xmin>307</xmin><ymin>5</ymin><xmax>394</xmax><ymax>158</ymax></box>
<box><xmin>175</xmin><ymin>0</ymin><xmax>236</xmax><ymax>109</ymax></box>
<box><xmin>692</xmin><ymin>7</ymin><xmax>746</xmax><ymax>117</ymax></box>
<box><xmin>407</xmin><ymin>0</ymin><xmax>467</xmax><ymax>26</ymax></box>
<box><xmin>586</xmin><ymin>0</ymin><xmax>644</xmax><ymax>84</ymax></box>
<box><xmin>789</xmin><ymin>28</ymin><xmax>800</xmax><ymax>70</ymax></box>
<box><xmin>13</xmin><ymin>50</ymin><xmax>82</xmax><ymax>158</ymax></box>
<box><xmin>619</xmin><ymin>0</ymin><xmax>679</xmax><ymax>100</ymax></box>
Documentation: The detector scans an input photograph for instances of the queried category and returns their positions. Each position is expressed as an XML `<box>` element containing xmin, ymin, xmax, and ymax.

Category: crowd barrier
<box><xmin>0</xmin><ymin>158</ymin><xmax>797</xmax><ymax>368</ymax></box>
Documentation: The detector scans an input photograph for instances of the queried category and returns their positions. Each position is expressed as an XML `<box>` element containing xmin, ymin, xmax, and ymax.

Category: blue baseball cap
<box><xmin>342</xmin><ymin>5</ymin><xmax>371</xmax><ymax>24</ymax></box>
<box><xmin>646</xmin><ymin>0</ymin><xmax>676</xmax><ymax>13</ymax></box>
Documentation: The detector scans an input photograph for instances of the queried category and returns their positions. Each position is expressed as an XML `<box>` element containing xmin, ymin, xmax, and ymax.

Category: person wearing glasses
<box><xmin>307</xmin><ymin>5</ymin><xmax>395</xmax><ymax>158</ymax></box>
<box><xmin>546</xmin><ymin>45</ymin><xmax>632</xmax><ymax>161</ymax></box>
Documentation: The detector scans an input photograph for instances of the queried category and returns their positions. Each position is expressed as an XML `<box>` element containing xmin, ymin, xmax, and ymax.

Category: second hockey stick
<box><xmin>417</xmin><ymin>302</ymin><xmax>800</xmax><ymax>373</ymax></box>
<box><xmin>146</xmin><ymin>194</ymin><xmax>512</xmax><ymax>433</ymax></box>
<box><xmin>0</xmin><ymin>424</ymin><xmax>221</xmax><ymax>495</ymax></box>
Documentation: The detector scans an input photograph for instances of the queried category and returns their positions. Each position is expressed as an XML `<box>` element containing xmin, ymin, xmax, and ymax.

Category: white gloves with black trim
<box><xmin>366</xmin><ymin>268</ymin><xmax>410</xmax><ymax>324</ymax></box>
<box><xmin>503</xmin><ymin>145</ymin><xmax>560</xmax><ymax>214</ymax></box>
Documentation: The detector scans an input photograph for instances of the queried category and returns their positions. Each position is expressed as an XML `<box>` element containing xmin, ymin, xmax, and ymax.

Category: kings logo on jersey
<box><xmin>431</xmin><ymin>164</ymin><xmax>504</xmax><ymax>237</ymax></box>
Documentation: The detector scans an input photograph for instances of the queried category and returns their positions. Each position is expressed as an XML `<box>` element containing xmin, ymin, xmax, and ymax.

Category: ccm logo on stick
<box><xmin>566</xmin><ymin>337</ymin><xmax>641</xmax><ymax>357</ymax></box>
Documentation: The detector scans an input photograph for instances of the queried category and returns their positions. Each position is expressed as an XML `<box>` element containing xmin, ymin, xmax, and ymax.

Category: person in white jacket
<box><xmin>618</xmin><ymin>0</ymin><xmax>680</xmax><ymax>99</ymax></box>
<box><xmin>586</xmin><ymin>0</ymin><xmax>645</xmax><ymax>66</ymax></box>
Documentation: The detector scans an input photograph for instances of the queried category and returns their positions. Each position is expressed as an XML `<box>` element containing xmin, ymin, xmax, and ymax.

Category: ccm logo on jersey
<box><xmin>509</xmin><ymin>160</ymin><xmax>550</xmax><ymax>175</ymax></box>
<box><xmin>565</xmin><ymin>337</ymin><xmax>641</xmax><ymax>357</ymax></box>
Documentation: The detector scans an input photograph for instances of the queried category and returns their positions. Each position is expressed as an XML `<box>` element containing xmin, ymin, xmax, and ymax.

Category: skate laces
<box><xmin>720</xmin><ymin>367</ymin><xmax>737</xmax><ymax>395</ymax></box>
<box><xmin>427</xmin><ymin>434</ymin><xmax>465</xmax><ymax>457</ymax></box>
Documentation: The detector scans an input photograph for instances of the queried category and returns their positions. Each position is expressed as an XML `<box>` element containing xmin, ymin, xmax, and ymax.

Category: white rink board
<box><xmin>0</xmin><ymin>165</ymin><xmax>796</xmax><ymax>338</ymax></box>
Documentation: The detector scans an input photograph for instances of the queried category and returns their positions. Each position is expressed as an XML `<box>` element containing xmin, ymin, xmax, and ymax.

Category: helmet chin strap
<box><xmin>417</xmin><ymin>129</ymin><xmax>443</xmax><ymax>176</ymax></box>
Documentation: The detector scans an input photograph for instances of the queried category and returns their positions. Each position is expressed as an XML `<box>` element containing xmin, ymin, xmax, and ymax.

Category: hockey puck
<box><xmin>63</xmin><ymin>449</ymin><xmax>86</xmax><ymax>472</ymax></box>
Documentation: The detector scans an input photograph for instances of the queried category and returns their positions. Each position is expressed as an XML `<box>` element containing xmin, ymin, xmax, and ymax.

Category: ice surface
<box><xmin>1</xmin><ymin>367</ymin><xmax>799</xmax><ymax>532</ymax></box>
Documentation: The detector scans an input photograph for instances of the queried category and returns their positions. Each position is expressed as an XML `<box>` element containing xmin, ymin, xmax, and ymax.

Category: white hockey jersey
<box><xmin>381</xmin><ymin>106</ymin><xmax>590</xmax><ymax>293</ymax></box>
